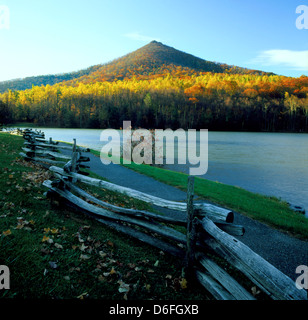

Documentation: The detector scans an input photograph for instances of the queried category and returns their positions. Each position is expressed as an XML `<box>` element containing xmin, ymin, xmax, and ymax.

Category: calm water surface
<box><xmin>28</xmin><ymin>128</ymin><xmax>308</xmax><ymax>216</ymax></box>
<box><xmin>167</xmin><ymin>131</ymin><xmax>308</xmax><ymax>217</ymax></box>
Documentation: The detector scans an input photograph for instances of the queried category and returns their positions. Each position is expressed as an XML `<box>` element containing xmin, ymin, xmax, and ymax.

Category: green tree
<box><xmin>0</xmin><ymin>100</ymin><xmax>13</xmax><ymax>125</ymax></box>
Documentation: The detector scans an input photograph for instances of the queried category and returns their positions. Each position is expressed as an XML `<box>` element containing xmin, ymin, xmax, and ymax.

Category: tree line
<box><xmin>0</xmin><ymin>73</ymin><xmax>307</xmax><ymax>132</ymax></box>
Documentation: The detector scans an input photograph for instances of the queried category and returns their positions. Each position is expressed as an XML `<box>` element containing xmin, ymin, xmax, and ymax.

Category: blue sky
<box><xmin>0</xmin><ymin>0</ymin><xmax>307</xmax><ymax>82</ymax></box>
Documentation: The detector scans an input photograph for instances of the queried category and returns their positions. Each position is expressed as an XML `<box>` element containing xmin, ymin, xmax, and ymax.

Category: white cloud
<box><xmin>252</xmin><ymin>49</ymin><xmax>308</xmax><ymax>71</ymax></box>
<box><xmin>124</xmin><ymin>32</ymin><xmax>161</xmax><ymax>42</ymax></box>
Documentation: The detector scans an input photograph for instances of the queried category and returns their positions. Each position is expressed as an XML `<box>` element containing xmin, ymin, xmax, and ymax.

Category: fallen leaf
<box><xmin>77</xmin><ymin>292</ymin><xmax>88</xmax><ymax>299</ymax></box>
<box><xmin>108</xmin><ymin>258</ymin><xmax>116</xmax><ymax>264</ymax></box>
<box><xmin>118</xmin><ymin>281</ymin><xmax>130</xmax><ymax>293</ymax></box>
<box><xmin>80</xmin><ymin>254</ymin><xmax>91</xmax><ymax>260</ymax></box>
<box><xmin>80</xmin><ymin>243</ymin><xmax>88</xmax><ymax>252</ymax></box>
<box><xmin>109</xmin><ymin>267</ymin><xmax>116</xmax><ymax>275</ymax></box>
<box><xmin>98</xmin><ymin>251</ymin><xmax>107</xmax><ymax>258</ymax></box>
<box><xmin>77</xmin><ymin>233</ymin><xmax>84</xmax><ymax>243</ymax></box>
<box><xmin>180</xmin><ymin>278</ymin><xmax>188</xmax><ymax>289</ymax></box>
<box><xmin>54</xmin><ymin>243</ymin><xmax>63</xmax><ymax>249</ymax></box>
<box><xmin>2</xmin><ymin>229</ymin><xmax>12</xmax><ymax>236</ymax></box>
<box><xmin>42</xmin><ymin>235</ymin><xmax>50</xmax><ymax>242</ymax></box>
<box><xmin>140</xmin><ymin>259</ymin><xmax>149</xmax><ymax>265</ymax></box>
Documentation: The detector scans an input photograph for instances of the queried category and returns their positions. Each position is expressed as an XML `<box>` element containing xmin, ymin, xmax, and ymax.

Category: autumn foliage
<box><xmin>0</xmin><ymin>41</ymin><xmax>307</xmax><ymax>132</ymax></box>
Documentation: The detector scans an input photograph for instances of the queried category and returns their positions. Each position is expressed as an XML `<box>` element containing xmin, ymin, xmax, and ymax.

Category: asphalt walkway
<box><xmin>61</xmin><ymin>144</ymin><xmax>307</xmax><ymax>282</ymax></box>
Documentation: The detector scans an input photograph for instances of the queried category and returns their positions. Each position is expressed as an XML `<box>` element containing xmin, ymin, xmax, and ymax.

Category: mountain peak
<box><xmin>128</xmin><ymin>41</ymin><xmax>226</xmax><ymax>74</ymax></box>
<box><xmin>0</xmin><ymin>41</ymin><xmax>272</xmax><ymax>92</ymax></box>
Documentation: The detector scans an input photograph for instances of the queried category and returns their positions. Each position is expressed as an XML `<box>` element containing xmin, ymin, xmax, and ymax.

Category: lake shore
<box><xmin>76</xmin><ymin>146</ymin><xmax>308</xmax><ymax>281</ymax></box>
<box><xmin>8</xmin><ymin>126</ymin><xmax>308</xmax><ymax>217</ymax></box>
<box><xmin>1</xmin><ymin>132</ymin><xmax>306</xmax><ymax>299</ymax></box>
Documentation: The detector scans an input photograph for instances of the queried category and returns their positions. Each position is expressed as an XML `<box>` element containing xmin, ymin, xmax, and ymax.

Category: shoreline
<box><xmin>7</xmin><ymin>125</ymin><xmax>307</xmax><ymax>221</ymax></box>
<box><xmin>162</xmin><ymin>163</ymin><xmax>307</xmax><ymax>218</ymax></box>
<box><xmin>45</xmin><ymin>137</ymin><xmax>308</xmax><ymax>240</ymax></box>
<box><xmin>67</xmin><ymin>144</ymin><xmax>308</xmax><ymax>281</ymax></box>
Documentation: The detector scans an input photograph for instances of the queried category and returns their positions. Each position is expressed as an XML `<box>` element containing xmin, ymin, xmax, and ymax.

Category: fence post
<box><xmin>71</xmin><ymin>139</ymin><xmax>79</xmax><ymax>183</ymax></box>
<box><xmin>30</xmin><ymin>135</ymin><xmax>36</xmax><ymax>157</ymax></box>
<box><xmin>71</xmin><ymin>139</ymin><xmax>77</xmax><ymax>172</ymax></box>
<box><xmin>184</xmin><ymin>175</ymin><xmax>197</xmax><ymax>281</ymax></box>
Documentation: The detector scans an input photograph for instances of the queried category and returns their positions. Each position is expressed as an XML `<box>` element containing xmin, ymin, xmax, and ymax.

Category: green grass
<box><xmin>0</xmin><ymin>132</ymin><xmax>209</xmax><ymax>300</ymax></box>
<box><xmin>93</xmin><ymin>149</ymin><xmax>308</xmax><ymax>240</ymax></box>
<box><xmin>0</xmin><ymin>132</ymin><xmax>306</xmax><ymax>300</ymax></box>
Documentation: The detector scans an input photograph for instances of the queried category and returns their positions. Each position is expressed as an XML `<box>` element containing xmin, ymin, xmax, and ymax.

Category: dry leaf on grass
<box><xmin>118</xmin><ymin>280</ymin><xmax>130</xmax><ymax>293</ymax></box>
<box><xmin>54</xmin><ymin>243</ymin><xmax>63</xmax><ymax>249</ymax></box>
<box><xmin>2</xmin><ymin>229</ymin><xmax>12</xmax><ymax>236</ymax></box>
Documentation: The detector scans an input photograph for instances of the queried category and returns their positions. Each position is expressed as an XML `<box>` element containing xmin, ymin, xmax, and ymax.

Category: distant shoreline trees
<box><xmin>0</xmin><ymin>73</ymin><xmax>307</xmax><ymax>132</ymax></box>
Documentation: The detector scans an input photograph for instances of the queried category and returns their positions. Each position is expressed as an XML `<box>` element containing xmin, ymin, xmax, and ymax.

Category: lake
<box><xmin>24</xmin><ymin>127</ymin><xmax>308</xmax><ymax>216</ymax></box>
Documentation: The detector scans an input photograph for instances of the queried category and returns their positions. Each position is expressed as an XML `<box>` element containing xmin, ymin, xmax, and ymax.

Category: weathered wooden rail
<box><xmin>19</xmin><ymin>129</ymin><xmax>90</xmax><ymax>172</ymax></box>
<box><xmin>18</xmin><ymin>129</ymin><xmax>307</xmax><ymax>301</ymax></box>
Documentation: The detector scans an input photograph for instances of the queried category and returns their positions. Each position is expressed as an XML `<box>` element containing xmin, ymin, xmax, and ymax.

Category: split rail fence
<box><xmin>18</xmin><ymin>129</ymin><xmax>306</xmax><ymax>301</ymax></box>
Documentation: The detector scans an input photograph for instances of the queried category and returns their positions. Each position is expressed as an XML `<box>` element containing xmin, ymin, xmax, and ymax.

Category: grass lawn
<box><xmin>1</xmin><ymin>132</ymin><xmax>306</xmax><ymax>301</ymax></box>
<box><xmin>0</xmin><ymin>132</ymin><xmax>209</xmax><ymax>299</ymax></box>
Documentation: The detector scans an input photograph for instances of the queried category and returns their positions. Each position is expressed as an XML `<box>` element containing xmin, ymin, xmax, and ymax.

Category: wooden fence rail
<box><xmin>18</xmin><ymin>129</ymin><xmax>307</xmax><ymax>301</ymax></box>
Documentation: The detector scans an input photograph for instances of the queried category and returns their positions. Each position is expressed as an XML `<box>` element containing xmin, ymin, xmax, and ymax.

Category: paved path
<box><xmin>61</xmin><ymin>145</ymin><xmax>308</xmax><ymax>282</ymax></box>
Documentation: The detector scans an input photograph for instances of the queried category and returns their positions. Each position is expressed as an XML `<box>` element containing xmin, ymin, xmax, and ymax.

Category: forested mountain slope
<box><xmin>0</xmin><ymin>41</ymin><xmax>306</xmax><ymax>132</ymax></box>
<box><xmin>0</xmin><ymin>41</ymin><xmax>272</xmax><ymax>92</ymax></box>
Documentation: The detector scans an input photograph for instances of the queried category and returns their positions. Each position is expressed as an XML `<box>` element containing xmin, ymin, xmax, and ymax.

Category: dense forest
<box><xmin>1</xmin><ymin>73</ymin><xmax>307</xmax><ymax>132</ymax></box>
<box><xmin>0</xmin><ymin>41</ymin><xmax>307</xmax><ymax>132</ymax></box>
